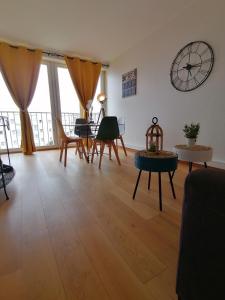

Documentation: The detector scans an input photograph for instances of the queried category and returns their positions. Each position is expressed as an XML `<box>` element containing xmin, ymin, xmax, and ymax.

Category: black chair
<box><xmin>176</xmin><ymin>168</ymin><xmax>225</xmax><ymax>300</ymax></box>
<box><xmin>91</xmin><ymin>116</ymin><xmax>121</xmax><ymax>169</ymax></box>
<box><xmin>74</xmin><ymin>118</ymin><xmax>95</xmax><ymax>138</ymax></box>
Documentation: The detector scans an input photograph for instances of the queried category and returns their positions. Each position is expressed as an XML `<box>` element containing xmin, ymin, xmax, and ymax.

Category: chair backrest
<box><xmin>96</xmin><ymin>116</ymin><xmax>119</xmax><ymax>141</ymax></box>
<box><xmin>56</xmin><ymin>118</ymin><xmax>67</xmax><ymax>140</ymax></box>
<box><xmin>74</xmin><ymin>118</ymin><xmax>93</xmax><ymax>137</ymax></box>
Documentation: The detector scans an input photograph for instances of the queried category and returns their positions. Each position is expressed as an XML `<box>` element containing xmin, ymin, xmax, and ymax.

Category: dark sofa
<box><xmin>176</xmin><ymin>168</ymin><xmax>225</xmax><ymax>300</ymax></box>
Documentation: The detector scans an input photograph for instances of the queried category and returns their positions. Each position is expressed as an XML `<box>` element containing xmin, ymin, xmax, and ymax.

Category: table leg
<box><xmin>188</xmin><ymin>161</ymin><xmax>192</xmax><ymax>173</ymax></box>
<box><xmin>133</xmin><ymin>170</ymin><xmax>142</xmax><ymax>200</ymax></box>
<box><xmin>168</xmin><ymin>172</ymin><xmax>176</xmax><ymax>199</ymax></box>
<box><xmin>86</xmin><ymin>127</ymin><xmax>89</xmax><ymax>163</ymax></box>
<box><xmin>148</xmin><ymin>172</ymin><xmax>151</xmax><ymax>190</ymax></box>
<box><xmin>158</xmin><ymin>172</ymin><xmax>162</xmax><ymax>211</ymax></box>
<box><xmin>204</xmin><ymin>162</ymin><xmax>208</xmax><ymax>168</ymax></box>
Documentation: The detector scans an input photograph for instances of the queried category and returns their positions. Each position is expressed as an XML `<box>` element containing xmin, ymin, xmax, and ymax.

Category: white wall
<box><xmin>107</xmin><ymin>0</ymin><xmax>225</xmax><ymax>166</ymax></box>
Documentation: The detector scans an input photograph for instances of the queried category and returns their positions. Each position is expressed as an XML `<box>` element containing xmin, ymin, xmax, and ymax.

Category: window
<box><xmin>92</xmin><ymin>79</ymin><xmax>101</xmax><ymax>113</ymax></box>
<box><xmin>57</xmin><ymin>66</ymin><xmax>80</xmax><ymax>134</ymax></box>
<box><xmin>57</xmin><ymin>67</ymin><xmax>80</xmax><ymax>114</ymax></box>
<box><xmin>0</xmin><ymin>61</ymin><xmax>104</xmax><ymax>149</ymax></box>
<box><xmin>0</xmin><ymin>73</ymin><xmax>20</xmax><ymax>149</ymax></box>
<box><xmin>29</xmin><ymin>64</ymin><xmax>53</xmax><ymax>147</ymax></box>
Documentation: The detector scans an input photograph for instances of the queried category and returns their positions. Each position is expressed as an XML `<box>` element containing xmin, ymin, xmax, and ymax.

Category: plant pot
<box><xmin>186</xmin><ymin>138</ymin><xmax>196</xmax><ymax>147</ymax></box>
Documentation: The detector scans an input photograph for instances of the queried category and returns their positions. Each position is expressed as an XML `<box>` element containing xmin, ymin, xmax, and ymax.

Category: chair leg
<box><xmin>77</xmin><ymin>142</ymin><xmax>82</xmax><ymax>159</ymax></box>
<box><xmin>64</xmin><ymin>143</ymin><xmax>68</xmax><ymax>167</ymax></box>
<box><xmin>80</xmin><ymin>140</ymin><xmax>88</xmax><ymax>162</ymax></box>
<box><xmin>91</xmin><ymin>140</ymin><xmax>97</xmax><ymax>163</ymax></box>
<box><xmin>120</xmin><ymin>136</ymin><xmax>127</xmax><ymax>156</ymax></box>
<box><xmin>112</xmin><ymin>141</ymin><xmax>121</xmax><ymax>165</ymax></box>
<box><xmin>99</xmin><ymin>142</ymin><xmax>105</xmax><ymax>169</ymax></box>
<box><xmin>59</xmin><ymin>141</ymin><xmax>64</xmax><ymax>162</ymax></box>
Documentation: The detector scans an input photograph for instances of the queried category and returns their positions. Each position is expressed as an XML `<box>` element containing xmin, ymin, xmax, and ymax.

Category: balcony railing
<box><xmin>0</xmin><ymin>111</ymin><xmax>99</xmax><ymax>150</ymax></box>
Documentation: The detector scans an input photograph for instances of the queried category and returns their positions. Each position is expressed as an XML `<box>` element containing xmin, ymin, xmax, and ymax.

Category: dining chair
<box><xmin>91</xmin><ymin>116</ymin><xmax>121</xmax><ymax>169</ymax></box>
<box><xmin>74</xmin><ymin>118</ymin><xmax>95</xmax><ymax>138</ymax></box>
<box><xmin>56</xmin><ymin>118</ymin><xmax>87</xmax><ymax>167</ymax></box>
<box><xmin>74</xmin><ymin>117</ymin><xmax>98</xmax><ymax>157</ymax></box>
<box><xmin>117</xmin><ymin>117</ymin><xmax>127</xmax><ymax>156</ymax></box>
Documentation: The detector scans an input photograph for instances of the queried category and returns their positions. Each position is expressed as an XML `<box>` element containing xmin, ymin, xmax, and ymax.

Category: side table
<box><xmin>133</xmin><ymin>150</ymin><xmax>178</xmax><ymax>211</ymax></box>
<box><xmin>174</xmin><ymin>144</ymin><xmax>213</xmax><ymax>172</ymax></box>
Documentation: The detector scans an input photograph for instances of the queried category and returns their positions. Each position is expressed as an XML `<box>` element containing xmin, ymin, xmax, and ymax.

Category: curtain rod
<box><xmin>6</xmin><ymin>43</ymin><xmax>109</xmax><ymax>68</ymax></box>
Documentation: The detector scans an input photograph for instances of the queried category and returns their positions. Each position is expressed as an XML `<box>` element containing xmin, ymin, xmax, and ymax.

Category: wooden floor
<box><xmin>0</xmin><ymin>148</ymin><xmax>192</xmax><ymax>300</ymax></box>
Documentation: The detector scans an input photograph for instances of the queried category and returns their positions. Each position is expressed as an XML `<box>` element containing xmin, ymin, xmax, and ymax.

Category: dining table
<box><xmin>63</xmin><ymin>121</ymin><xmax>125</xmax><ymax>163</ymax></box>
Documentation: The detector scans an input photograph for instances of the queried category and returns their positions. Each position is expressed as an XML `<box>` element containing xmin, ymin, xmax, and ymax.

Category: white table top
<box><xmin>174</xmin><ymin>144</ymin><xmax>213</xmax><ymax>162</ymax></box>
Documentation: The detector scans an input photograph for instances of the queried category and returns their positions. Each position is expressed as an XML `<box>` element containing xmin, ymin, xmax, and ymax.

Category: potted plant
<box><xmin>148</xmin><ymin>142</ymin><xmax>157</xmax><ymax>152</ymax></box>
<box><xmin>183</xmin><ymin>123</ymin><xmax>200</xmax><ymax>146</ymax></box>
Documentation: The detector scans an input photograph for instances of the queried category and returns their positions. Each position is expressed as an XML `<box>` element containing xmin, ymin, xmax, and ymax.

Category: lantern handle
<box><xmin>152</xmin><ymin>117</ymin><xmax>158</xmax><ymax>125</ymax></box>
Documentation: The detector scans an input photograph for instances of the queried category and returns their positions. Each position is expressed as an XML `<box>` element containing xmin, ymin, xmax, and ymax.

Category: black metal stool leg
<box><xmin>148</xmin><ymin>172</ymin><xmax>151</xmax><ymax>190</ymax></box>
<box><xmin>168</xmin><ymin>171</ymin><xmax>176</xmax><ymax>199</ymax></box>
<box><xmin>204</xmin><ymin>162</ymin><xmax>207</xmax><ymax>168</ymax></box>
<box><xmin>133</xmin><ymin>170</ymin><xmax>142</xmax><ymax>200</ymax></box>
<box><xmin>171</xmin><ymin>169</ymin><xmax>175</xmax><ymax>179</ymax></box>
<box><xmin>188</xmin><ymin>161</ymin><xmax>192</xmax><ymax>173</ymax></box>
<box><xmin>0</xmin><ymin>159</ymin><xmax>9</xmax><ymax>200</ymax></box>
<box><xmin>158</xmin><ymin>172</ymin><xmax>162</xmax><ymax>211</ymax></box>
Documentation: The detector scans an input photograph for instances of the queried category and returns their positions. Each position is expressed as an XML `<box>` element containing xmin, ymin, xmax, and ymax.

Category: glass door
<box><xmin>57</xmin><ymin>66</ymin><xmax>80</xmax><ymax>136</ymax></box>
<box><xmin>28</xmin><ymin>64</ymin><xmax>54</xmax><ymax>147</ymax></box>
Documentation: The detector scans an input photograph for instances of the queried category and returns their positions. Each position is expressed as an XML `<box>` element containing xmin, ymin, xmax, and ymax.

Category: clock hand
<box><xmin>188</xmin><ymin>49</ymin><xmax>191</xmax><ymax>64</ymax></box>
<box><xmin>187</xmin><ymin>70</ymin><xmax>190</xmax><ymax>81</ymax></box>
<box><xmin>190</xmin><ymin>63</ymin><xmax>201</xmax><ymax>68</ymax></box>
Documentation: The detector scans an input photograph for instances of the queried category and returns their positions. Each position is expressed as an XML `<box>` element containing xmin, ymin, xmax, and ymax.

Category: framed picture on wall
<box><xmin>122</xmin><ymin>68</ymin><xmax>137</xmax><ymax>98</ymax></box>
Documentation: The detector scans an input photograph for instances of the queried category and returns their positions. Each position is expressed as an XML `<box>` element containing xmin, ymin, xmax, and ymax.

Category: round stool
<box><xmin>174</xmin><ymin>144</ymin><xmax>213</xmax><ymax>173</ymax></box>
<box><xmin>133</xmin><ymin>150</ymin><xmax>178</xmax><ymax>211</ymax></box>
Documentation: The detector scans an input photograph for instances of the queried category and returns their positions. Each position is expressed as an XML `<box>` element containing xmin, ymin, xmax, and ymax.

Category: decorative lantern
<box><xmin>146</xmin><ymin>117</ymin><xmax>163</xmax><ymax>152</ymax></box>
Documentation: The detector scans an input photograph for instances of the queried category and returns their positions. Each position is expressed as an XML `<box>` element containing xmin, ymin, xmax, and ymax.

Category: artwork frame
<box><xmin>122</xmin><ymin>68</ymin><xmax>137</xmax><ymax>98</ymax></box>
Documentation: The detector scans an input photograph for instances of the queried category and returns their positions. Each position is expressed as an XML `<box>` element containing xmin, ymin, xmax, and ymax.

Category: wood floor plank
<box><xmin>18</xmin><ymin>157</ymin><xmax>66</xmax><ymax>300</ymax></box>
<box><xmin>70</xmin><ymin>184</ymin><xmax>166</xmax><ymax>283</ymax></box>
<box><xmin>36</xmin><ymin>176</ymin><xmax>110</xmax><ymax>300</ymax></box>
<box><xmin>78</xmin><ymin>224</ymin><xmax>156</xmax><ymax>300</ymax></box>
<box><xmin>0</xmin><ymin>270</ymin><xmax>25</xmax><ymax>300</ymax></box>
<box><xmin>0</xmin><ymin>149</ymin><xmax>191</xmax><ymax>300</ymax></box>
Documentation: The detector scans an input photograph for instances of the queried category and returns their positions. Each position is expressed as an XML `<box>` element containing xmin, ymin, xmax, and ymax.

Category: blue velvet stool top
<box><xmin>135</xmin><ymin>150</ymin><xmax>178</xmax><ymax>172</ymax></box>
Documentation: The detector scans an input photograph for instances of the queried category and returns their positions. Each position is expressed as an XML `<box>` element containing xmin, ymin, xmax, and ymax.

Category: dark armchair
<box><xmin>176</xmin><ymin>168</ymin><xmax>225</xmax><ymax>300</ymax></box>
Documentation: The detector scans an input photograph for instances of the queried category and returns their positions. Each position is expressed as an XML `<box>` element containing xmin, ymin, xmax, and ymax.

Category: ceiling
<box><xmin>0</xmin><ymin>0</ymin><xmax>194</xmax><ymax>64</ymax></box>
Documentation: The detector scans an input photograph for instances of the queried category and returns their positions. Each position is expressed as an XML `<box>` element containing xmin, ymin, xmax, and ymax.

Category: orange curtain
<box><xmin>65</xmin><ymin>57</ymin><xmax>101</xmax><ymax>119</ymax></box>
<box><xmin>0</xmin><ymin>42</ymin><xmax>42</xmax><ymax>154</ymax></box>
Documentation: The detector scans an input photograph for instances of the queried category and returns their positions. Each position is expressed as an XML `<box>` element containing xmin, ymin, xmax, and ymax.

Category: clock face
<box><xmin>170</xmin><ymin>41</ymin><xmax>214</xmax><ymax>92</ymax></box>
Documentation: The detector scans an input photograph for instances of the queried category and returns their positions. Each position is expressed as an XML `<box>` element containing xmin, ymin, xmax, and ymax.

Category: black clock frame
<box><xmin>170</xmin><ymin>41</ymin><xmax>214</xmax><ymax>92</ymax></box>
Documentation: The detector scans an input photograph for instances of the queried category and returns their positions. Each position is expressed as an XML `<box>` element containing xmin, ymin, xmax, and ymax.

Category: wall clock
<box><xmin>170</xmin><ymin>41</ymin><xmax>214</xmax><ymax>92</ymax></box>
